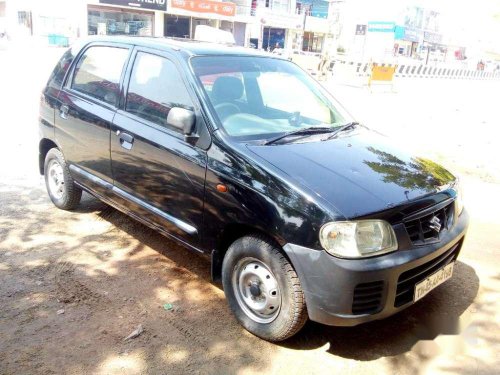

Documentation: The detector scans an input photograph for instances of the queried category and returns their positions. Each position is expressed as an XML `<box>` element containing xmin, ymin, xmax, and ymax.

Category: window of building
<box><xmin>302</xmin><ymin>32</ymin><xmax>324</xmax><ymax>53</ymax></box>
<box><xmin>125</xmin><ymin>52</ymin><xmax>193</xmax><ymax>132</ymax></box>
<box><xmin>17</xmin><ymin>11</ymin><xmax>32</xmax><ymax>35</ymax></box>
<box><xmin>71</xmin><ymin>46</ymin><xmax>129</xmax><ymax>105</ymax></box>
<box><xmin>271</xmin><ymin>0</ymin><xmax>289</xmax><ymax>13</ymax></box>
<box><xmin>88</xmin><ymin>7</ymin><xmax>153</xmax><ymax>36</ymax></box>
<box><xmin>263</xmin><ymin>27</ymin><xmax>286</xmax><ymax>51</ymax></box>
<box><xmin>164</xmin><ymin>15</ymin><xmax>190</xmax><ymax>38</ymax></box>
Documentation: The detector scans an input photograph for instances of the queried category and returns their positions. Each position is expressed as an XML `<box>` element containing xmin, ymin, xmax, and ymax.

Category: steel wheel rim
<box><xmin>232</xmin><ymin>257</ymin><xmax>281</xmax><ymax>324</ymax></box>
<box><xmin>48</xmin><ymin>160</ymin><xmax>65</xmax><ymax>199</ymax></box>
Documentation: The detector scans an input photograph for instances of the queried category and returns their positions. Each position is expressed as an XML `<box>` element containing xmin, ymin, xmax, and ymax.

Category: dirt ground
<box><xmin>0</xmin><ymin>47</ymin><xmax>499</xmax><ymax>374</ymax></box>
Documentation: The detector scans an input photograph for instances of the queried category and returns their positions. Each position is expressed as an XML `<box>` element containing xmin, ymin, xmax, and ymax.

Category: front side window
<box><xmin>125</xmin><ymin>52</ymin><xmax>193</xmax><ymax>132</ymax></box>
<box><xmin>191</xmin><ymin>56</ymin><xmax>348</xmax><ymax>140</ymax></box>
<box><xmin>71</xmin><ymin>46</ymin><xmax>128</xmax><ymax>105</ymax></box>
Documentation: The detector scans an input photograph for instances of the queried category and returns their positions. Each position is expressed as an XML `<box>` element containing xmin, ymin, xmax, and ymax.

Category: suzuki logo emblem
<box><xmin>429</xmin><ymin>216</ymin><xmax>442</xmax><ymax>233</ymax></box>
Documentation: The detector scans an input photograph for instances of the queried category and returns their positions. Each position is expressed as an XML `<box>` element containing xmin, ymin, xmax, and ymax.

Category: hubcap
<box><xmin>47</xmin><ymin>160</ymin><xmax>65</xmax><ymax>199</ymax></box>
<box><xmin>232</xmin><ymin>258</ymin><xmax>281</xmax><ymax>324</ymax></box>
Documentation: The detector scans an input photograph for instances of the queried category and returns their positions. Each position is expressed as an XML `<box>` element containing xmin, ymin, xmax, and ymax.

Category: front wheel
<box><xmin>222</xmin><ymin>235</ymin><xmax>308</xmax><ymax>341</ymax></box>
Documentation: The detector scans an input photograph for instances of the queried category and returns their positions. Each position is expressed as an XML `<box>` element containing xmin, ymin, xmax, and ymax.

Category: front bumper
<box><xmin>283</xmin><ymin>209</ymin><xmax>469</xmax><ymax>327</ymax></box>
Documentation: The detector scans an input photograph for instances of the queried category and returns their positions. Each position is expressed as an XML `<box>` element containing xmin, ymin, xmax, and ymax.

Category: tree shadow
<box><xmin>0</xmin><ymin>185</ymin><xmax>272</xmax><ymax>374</ymax></box>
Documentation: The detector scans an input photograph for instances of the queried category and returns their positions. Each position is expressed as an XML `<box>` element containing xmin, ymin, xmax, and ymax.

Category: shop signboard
<box><xmin>257</xmin><ymin>9</ymin><xmax>303</xmax><ymax>30</ymax></box>
<box><xmin>394</xmin><ymin>25</ymin><xmax>421</xmax><ymax>42</ymax></box>
<box><xmin>171</xmin><ymin>0</ymin><xmax>236</xmax><ymax>17</ymax></box>
<box><xmin>305</xmin><ymin>15</ymin><xmax>329</xmax><ymax>33</ymax></box>
<box><xmin>367</xmin><ymin>21</ymin><xmax>395</xmax><ymax>33</ymax></box>
<box><xmin>424</xmin><ymin>31</ymin><xmax>442</xmax><ymax>44</ymax></box>
<box><xmin>99</xmin><ymin>0</ymin><xmax>167</xmax><ymax>11</ymax></box>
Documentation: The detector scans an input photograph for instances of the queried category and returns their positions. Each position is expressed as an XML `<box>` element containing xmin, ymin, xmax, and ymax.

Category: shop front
<box><xmin>87</xmin><ymin>0</ymin><xmax>167</xmax><ymax>36</ymax></box>
<box><xmin>302</xmin><ymin>15</ymin><xmax>330</xmax><ymax>53</ymax></box>
<box><xmin>164</xmin><ymin>0</ymin><xmax>249</xmax><ymax>45</ymax></box>
<box><xmin>302</xmin><ymin>31</ymin><xmax>323</xmax><ymax>53</ymax></box>
<box><xmin>164</xmin><ymin>14</ymin><xmax>190</xmax><ymax>38</ymax></box>
<box><xmin>252</xmin><ymin>9</ymin><xmax>303</xmax><ymax>51</ymax></box>
<box><xmin>394</xmin><ymin>25</ymin><xmax>422</xmax><ymax>58</ymax></box>
<box><xmin>262</xmin><ymin>27</ymin><xmax>285</xmax><ymax>50</ymax></box>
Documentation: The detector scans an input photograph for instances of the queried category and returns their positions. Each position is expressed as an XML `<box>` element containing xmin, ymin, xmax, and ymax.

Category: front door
<box><xmin>110</xmin><ymin>49</ymin><xmax>208</xmax><ymax>248</ymax></box>
<box><xmin>55</xmin><ymin>43</ymin><xmax>130</xmax><ymax>195</ymax></box>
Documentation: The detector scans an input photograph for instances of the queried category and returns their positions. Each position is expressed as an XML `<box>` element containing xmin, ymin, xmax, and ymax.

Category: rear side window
<box><xmin>71</xmin><ymin>46</ymin><xmax>129</xmax><ymax>105</ymax></box>
<box><xmin>47</xmin><ymin>49</ymin><xmax>76</xmax><ymax>90</ymax></box>
<box><xmin>125</xmin><ymin>52</ymin><xmax>193</xmax><ymax>132</ymax></box>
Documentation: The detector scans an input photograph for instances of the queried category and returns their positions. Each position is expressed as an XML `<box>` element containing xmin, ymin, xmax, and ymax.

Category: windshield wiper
<box><xmin>263</xmin><ymin>126</ymin><xmax>335</xmax><ymax>145</ymax></box>
<box><xmin>324</xmin><ymin>122</ymin><xmax>360</xmax><ymax>140</ymax></box>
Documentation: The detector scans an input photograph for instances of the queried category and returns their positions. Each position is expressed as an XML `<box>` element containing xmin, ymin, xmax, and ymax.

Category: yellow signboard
<box><xmin>371</xmin><ymin>66</ymin><xmax>396</xmax><ymax>81</ymax></box>
<box><xmin>368</xmin><ymin>65</ymin><xmax>397</xmax><ymax>89</ymax></box>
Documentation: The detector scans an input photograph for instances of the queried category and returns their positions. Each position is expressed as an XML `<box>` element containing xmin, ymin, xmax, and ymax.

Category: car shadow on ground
<box><xmin>83</xmin><ymin>194</ymin><xmax>481</xmax><ymax>359</ymax></box>
<box><xmin>278</xmin><ymin>262</ymin><xmax>481</xmax><ymax>366</ymax></box>
<box><xmin>0</xmin><ymin>188</ymin><xmax>483</xmax><ymax>374</ymax></box>
<box><xmin>80</xmin><ymin>194</ymin><xmax>481</xmax><ymax>361</ymax></box>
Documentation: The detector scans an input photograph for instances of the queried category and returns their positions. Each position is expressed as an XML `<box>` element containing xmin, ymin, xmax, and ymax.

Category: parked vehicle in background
<box><xmin>39</xmin><ymin>36</ymin><xmax>468</xmax><ymax>341</ymax></box>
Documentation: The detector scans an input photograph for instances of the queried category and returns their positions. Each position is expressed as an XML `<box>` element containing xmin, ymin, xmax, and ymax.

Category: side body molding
<box><xmin>69</xmin><ymin>164</ymin><xmax>198</xmax><ymax>235</ymax></box>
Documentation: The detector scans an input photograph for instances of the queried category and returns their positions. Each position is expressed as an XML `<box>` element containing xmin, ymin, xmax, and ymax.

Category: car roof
<box><xmin>83</xmin><ymin>36</ymin><xmax>270</xmax><ymax>58</ymax></box>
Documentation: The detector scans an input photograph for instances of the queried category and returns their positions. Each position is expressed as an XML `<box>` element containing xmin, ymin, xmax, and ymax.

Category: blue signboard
<box><xmin>367</xmin><ymin>21</ymin><xmax>395</xmax><ymax>33</ymax></box>
<box><xmin>394</xmin><ymin>25</ymin><xmax>421</xmax><ymax>42</ymax></box>
<box><xmin>297</xmin><ymin>0</ymin><xmax>329</xmax><ymax>19</ymax></box>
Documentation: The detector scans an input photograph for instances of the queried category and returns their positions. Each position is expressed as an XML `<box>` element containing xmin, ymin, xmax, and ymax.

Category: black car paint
<box><xmin>247</xmin><ymin>126</ymin><xmax>457</xmax><ymax>219</ymax></box>
<box><xmin>39</xmin><ymin>37</ymin><xmax>467</xmax><ymax>326</ymax></box>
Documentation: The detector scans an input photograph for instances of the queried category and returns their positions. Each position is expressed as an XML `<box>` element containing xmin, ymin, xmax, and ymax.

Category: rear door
<box><xmin>55</xmin><ymin>42</ymin><xmax>130</xmax><ymax>195</ymax></box>
<box><xmin>110</xmin><ymin>48</ymin><xmax>208</xmax><ymax>248</ymax></box>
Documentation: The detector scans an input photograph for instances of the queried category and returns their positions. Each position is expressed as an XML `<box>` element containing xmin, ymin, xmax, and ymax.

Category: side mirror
<box><xmin>166</xmin><ymin>107</ymin><xmax>196</xmax><ymax>135</ymax></box>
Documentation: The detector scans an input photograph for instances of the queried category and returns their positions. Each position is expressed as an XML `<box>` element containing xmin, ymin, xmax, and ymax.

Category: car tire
<box><xmin>222</xmin><ymin>235</ymin><xmax>308</xmax><ymax>341</ymax></box>
<box><xmin>44</xmin><ymin>148</ymin><xmax>82</xmax><ymax>210</ymax></box>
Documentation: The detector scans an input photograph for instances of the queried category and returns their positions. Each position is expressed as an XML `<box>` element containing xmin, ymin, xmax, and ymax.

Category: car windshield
<box><xmin>190</xmin><ymin>56</ymin><xmax>349</xmax><ymax>141</ymax></box>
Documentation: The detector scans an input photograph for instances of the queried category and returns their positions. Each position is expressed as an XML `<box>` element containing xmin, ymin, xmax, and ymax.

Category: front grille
<box><xmin>352</xmin><ymin>280</ymin><xmax>384</xmax><ymax>315</ymax></box>
<box><xmin>394</xmin><ymin>242</ymin><xmax>461</xmax><ymax>307</ymax></box>
<box><xmin>404</xmin><ymin>202</ymin><xmax>455</xmax><ymax>245</ymax></box>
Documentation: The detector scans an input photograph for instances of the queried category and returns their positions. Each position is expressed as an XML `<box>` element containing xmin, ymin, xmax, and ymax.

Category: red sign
<box><xmin>171</xmin><ymin>0</ymin><xmax>236</xmax><ymax>17</ymax></box>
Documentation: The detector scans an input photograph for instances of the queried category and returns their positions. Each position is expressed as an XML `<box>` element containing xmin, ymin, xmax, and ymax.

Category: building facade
<box><xmin>0</xmin><ymin>0</ymin><xmax>336</xmax><ymax>52</ymax></box>
<box><xmin>0</xmin><ymin>0</ymin><xmax>254</xmax><ymax>46</ymax></box>
<box><xmin>248</xmin><ymin>0</ymin><xmax>333</xmax><ymax>52</ymax></box>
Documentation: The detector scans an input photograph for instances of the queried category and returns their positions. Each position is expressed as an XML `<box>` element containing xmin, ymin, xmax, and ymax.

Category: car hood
<box><xmin>246</xmin><ymin>128</ymin><xmax>456</xmax><ymax>218</ymax></box>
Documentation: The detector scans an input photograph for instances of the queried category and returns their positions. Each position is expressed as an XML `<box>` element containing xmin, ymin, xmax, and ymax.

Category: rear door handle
<box><xmin>59</xmin><ymin>105</ymin><xmax>69</xmax><ymax>119</ymax></box>
<box><xmin>118</xmin><ymin>131</ymin><xmax>134</xmax><ymax>150</ymax></box>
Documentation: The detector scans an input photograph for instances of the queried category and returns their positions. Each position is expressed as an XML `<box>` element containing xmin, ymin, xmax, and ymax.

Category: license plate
<box><xmin>414</xmin><ymin>262</ymin><xmax>454</xmax><ymax>302</ymax></box>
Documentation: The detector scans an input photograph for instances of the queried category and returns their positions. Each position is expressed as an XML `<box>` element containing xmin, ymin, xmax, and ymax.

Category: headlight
<box><xmin>320</xmin><ymin>220</ymin><xmax>398</xmax><ymax>258</ymax></box>
<box><xmin>454</xmin><ymin>179</ymin><xmax>464</xmax><ymax>216</ymax></box>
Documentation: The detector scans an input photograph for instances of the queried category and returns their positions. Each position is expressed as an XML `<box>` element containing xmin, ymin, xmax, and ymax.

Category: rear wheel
<box><xmin>44</xmin><ymin>148</ymin><xmax>82</xmax><ymax>210</ymax></box>
<box><xmin>222</xmin><ymin>235</ymin><xmax>308</xmax><ymax>341</ymax></box>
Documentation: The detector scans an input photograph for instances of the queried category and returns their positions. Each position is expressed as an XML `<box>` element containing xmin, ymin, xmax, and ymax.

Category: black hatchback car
<box><xmin>39</xmin><ymin>37</ymin><xmax>468</xmax><ymax>341</ymax></box>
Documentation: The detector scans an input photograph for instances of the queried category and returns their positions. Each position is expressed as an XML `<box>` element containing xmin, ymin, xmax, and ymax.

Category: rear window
<box><xmin>71</xmin><ymin>46</ymin><xmax>129</xmax><ymax>105</ymax></box>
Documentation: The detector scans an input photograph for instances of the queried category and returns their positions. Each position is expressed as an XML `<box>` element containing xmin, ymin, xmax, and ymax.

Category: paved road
<box><xmin>0</xmin><ymin>47</ymin><xmax>499</xmax><ymax>374</ymax></box>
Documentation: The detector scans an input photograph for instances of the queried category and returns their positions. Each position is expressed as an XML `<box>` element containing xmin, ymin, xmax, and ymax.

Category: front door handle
<box><xmin>118</xmin><ymin>131</ymin><xmax>134</xmax><ymax>150</ymax></box>
<box><xmin>59</xmin><ymin>105</ymin><xmax>69</xmax><ymax>119</ymax></box>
